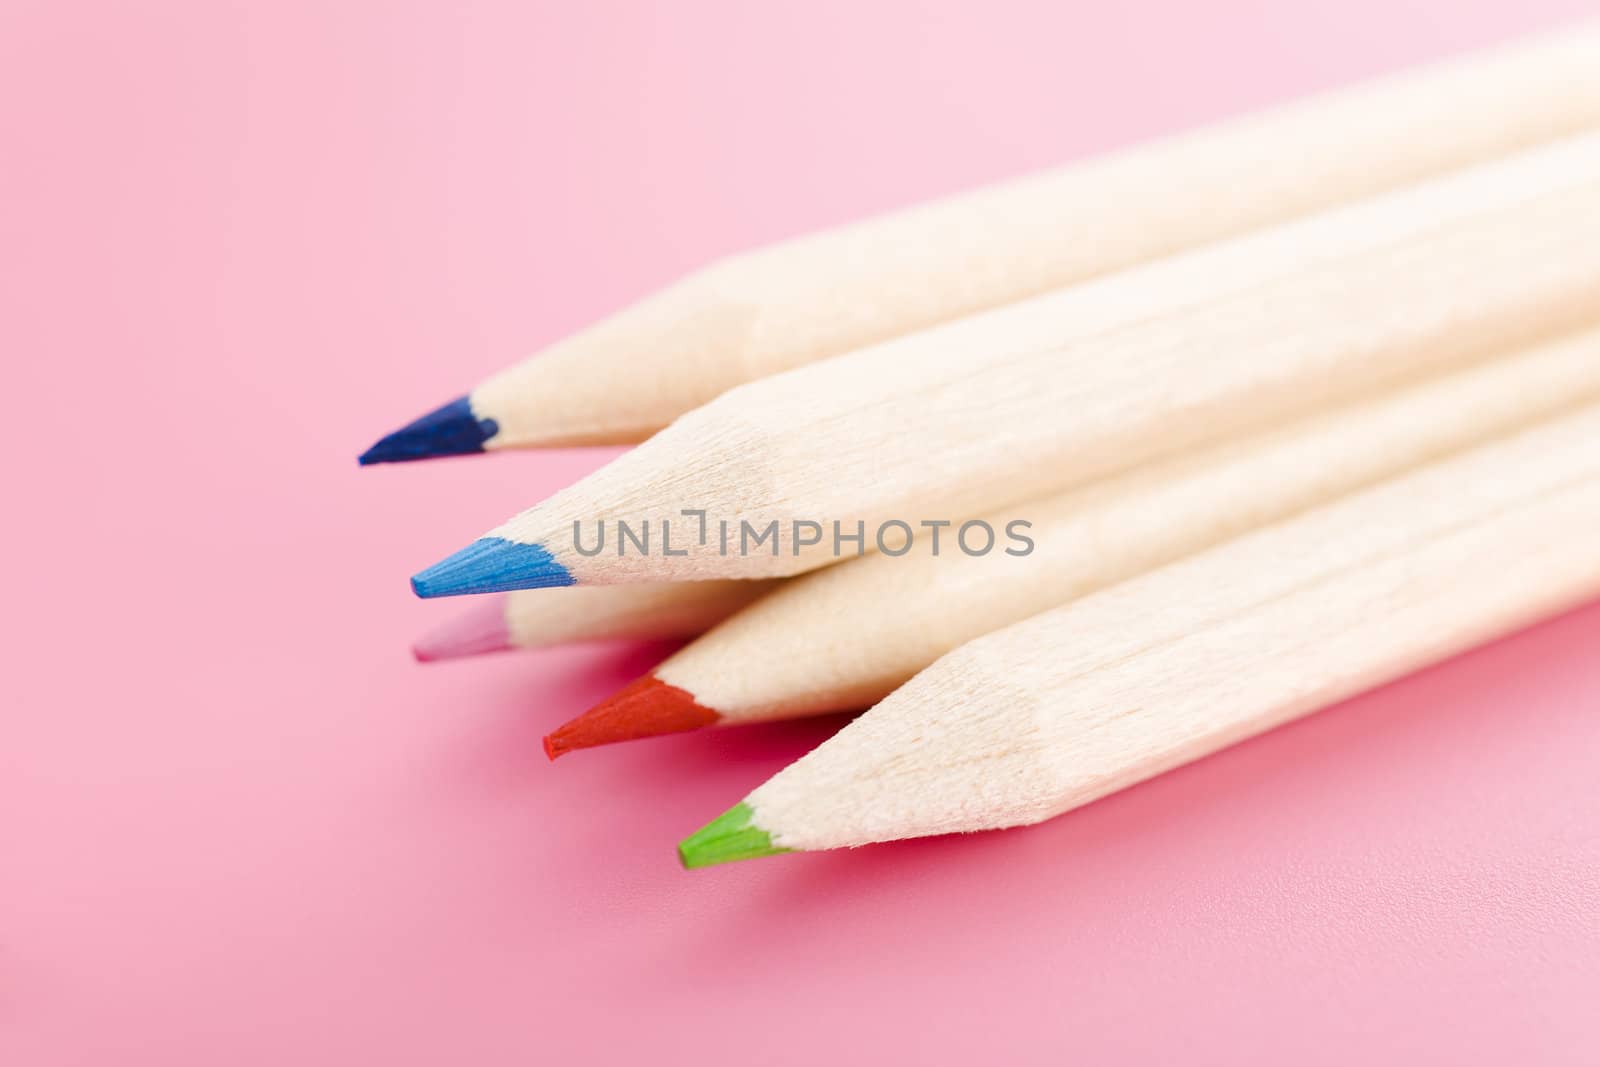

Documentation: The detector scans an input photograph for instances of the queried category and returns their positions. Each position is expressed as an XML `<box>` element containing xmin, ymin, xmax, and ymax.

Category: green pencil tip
<box><xmin>678</xmin><ymin>802</ymin><xmax>789</xmax><ymax>869</ymax></box>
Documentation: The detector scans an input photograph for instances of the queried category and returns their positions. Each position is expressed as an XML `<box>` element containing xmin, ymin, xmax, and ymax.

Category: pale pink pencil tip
<box><xmin>412</xmin><ymin>596</ymin><xmax>513</xmax><ymax>662</ymax></box>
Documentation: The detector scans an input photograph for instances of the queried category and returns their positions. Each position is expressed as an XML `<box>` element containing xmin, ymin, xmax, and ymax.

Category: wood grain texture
<box><xmin>641</xmin><ymin>326</ymin><xmax>1600</xmax><ymax>721</ymax></box>
<box><xmin>460</xmin><ymin>22</ymin><xmax>1600</xmax><ymax>448</ymax></box>
<box><xmin>502</xmin><ymin>580</ymin><xmax>774</xmax><ymax>648</ymax></box>
<box><xmin>475</xmin><ymin>131</ymin><xmax>1600</xmax><ymax>583</ymax></box>
<box><xmin>412</xmin><ymin>580</ymin><xmax>776</xmax><ymax>660</ymax></box>
<box><xmin>740</xmin><ymin>401</ymin><xmax>1600</xmax><ymax>852</ymax></box>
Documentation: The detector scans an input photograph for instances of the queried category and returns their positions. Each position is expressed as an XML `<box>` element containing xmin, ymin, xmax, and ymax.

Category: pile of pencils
<box><xmin>361</xmin><ymin>22</ymin><xmax>1600</xmax><ymax>868</ymax></box>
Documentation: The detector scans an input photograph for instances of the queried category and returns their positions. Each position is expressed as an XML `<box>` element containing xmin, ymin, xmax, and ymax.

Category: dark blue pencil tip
<box><xmin>411</xmin><ymin>538</ymin><xmax>574</xmax><ymax>598</ymax></box>
<box><xmin>359</xmin><ymin>396</ymin><xmax>500</xmax><ymax>465</ymax></box>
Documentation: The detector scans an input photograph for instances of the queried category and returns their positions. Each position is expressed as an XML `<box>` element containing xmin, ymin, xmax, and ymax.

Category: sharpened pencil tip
<box><xmin>411</xmin><ymin>538</ymin><xmax>574</xmax><ymax>598</ymax></box>
<box><xmin>678</xmin><ymin>802</ymin><xmax>788</xmax><ymax>869</ymax></box>
<box><xmin>544</xmin><ymin>675</ymin><xmax>720</xmax><ymax>758</ymax></box>
<box><xmin>359</xmin><ymin>396</ymin><xmax>499</xmax><ymax>465</ymax></box>
<box><xmin>412</xmin><ymin>596</ymin><xmax>514</xmax><ymax>661</ymax></box>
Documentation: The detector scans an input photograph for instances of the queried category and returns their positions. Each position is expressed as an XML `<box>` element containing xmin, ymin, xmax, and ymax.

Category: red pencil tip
<box><xmin>544</xmin><ymin>675</ymin><xmax>721</xmax><ymax>758</ymax></box>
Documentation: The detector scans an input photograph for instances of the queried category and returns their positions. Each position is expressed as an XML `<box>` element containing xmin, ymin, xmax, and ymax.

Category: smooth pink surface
<box><xmin>5</xmin><ymin>3</ymin><xmax>1598</xmax><ymax>1064</ymax></box>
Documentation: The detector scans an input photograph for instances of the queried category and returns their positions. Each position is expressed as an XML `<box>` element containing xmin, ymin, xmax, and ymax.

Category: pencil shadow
<box><xmin>440</xmin><ymin>640</ymin><xmax>859</xmax><ymax>804</ymax></box>
<box><xmin>432</xmin><ymin>638</ymin><xmax>690</xmax><ymax>794</ymax></box>
<box><xmin>662</xmin><ymin>711</ymin><xmax>860</xmax><ymax>767</ymax></box>
<box><xmin>549</xmin><ymin>636</ymin><xmax>689</xmax><ymax>683</ymax></box>
<box><xmin>653</xmin><ymin>600</ymin><xmax>1600</xmax><ymax>968</ymax></box>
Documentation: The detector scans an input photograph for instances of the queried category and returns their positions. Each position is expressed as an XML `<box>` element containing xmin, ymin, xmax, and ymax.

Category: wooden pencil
<box><xmin>411</xmin><ymin>580</ymin><xmax>775</xmax><ymax>661</ymax></box>
<box><xmin>412</xmin><ymin>132</ymin><xmax>1600</xmax><ymax>595</ymax></box>
<box><xmin>542</xmin><ymin>326</ymin><xmax>1600</xmax><ymax>752</ymax></box>
<box><xmin>358</xmin><ymin>23</ymin><xmax>1600</xmax><ymax>463</ymax></box>
<box><xmin>677</xmin><ymin>401</ymin><xmax>1600</xmax><ymax>866</ymax></box>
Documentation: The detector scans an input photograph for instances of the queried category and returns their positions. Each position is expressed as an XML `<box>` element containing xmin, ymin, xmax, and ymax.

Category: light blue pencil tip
<box><xmin>360</xmin><ymin>396</ymin><xmax>499</xmax><ymax>465</ymax></box>
<box><xmin>411</xmin><ymin>538</ymin><xmax>574</xmax><ymax>597</ymax></box>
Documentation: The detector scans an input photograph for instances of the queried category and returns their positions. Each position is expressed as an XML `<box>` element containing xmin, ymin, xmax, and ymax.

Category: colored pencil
<box><xmin>360</xmin><ymin>23</ymin><xmax>1600</xmax><ymax>463</ymax></box>
<box><xmin>412</xmin><ymin>132</ymin><xmax>1600</xmax><ymax>595</ymax></box>
<box><xmin>678</xmin><ymin>402</ymin><xmax>1600</xmax><ymax>866</ymax></box>
<box><xmin>412</xmin><ymin>580</ymin><xmax>775</xmax><ymax>661</ymax></box>
<box><xmin>543</xmin><ymin>325</ymin><xmax>1600</xmax><ymax>753</ymax></box>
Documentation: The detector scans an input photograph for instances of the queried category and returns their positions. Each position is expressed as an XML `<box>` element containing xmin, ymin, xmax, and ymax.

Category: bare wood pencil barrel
<box><xmin>362</xmin><ymin>23</ymin><xmax>1600</xmax><ymax>459</ymax></box>
<box><xmin>415</xmin><ymin>132</ymin><xmax>1600</xmax><ymax>593</ymax></box>
<box><xmin>543</xmin><ymin>326</ymin><xmax>1600</xmax><ymax>753</ymax></box>
<box><xmin>412</xmin><ymin>580</ymin><xmax>776</xmax><ymax>661</ymax></box>
<box><xmin>679</xmin><ymin>403</ymin><xmax>1600</xmax><ymax>865</ymax></box>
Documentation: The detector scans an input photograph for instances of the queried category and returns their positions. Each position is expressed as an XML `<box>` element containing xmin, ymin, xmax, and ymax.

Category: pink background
<box><xmin>5</xmin><ymin>2</ymin><xmax>1599</xmax><ymax>1063</ymax></box>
